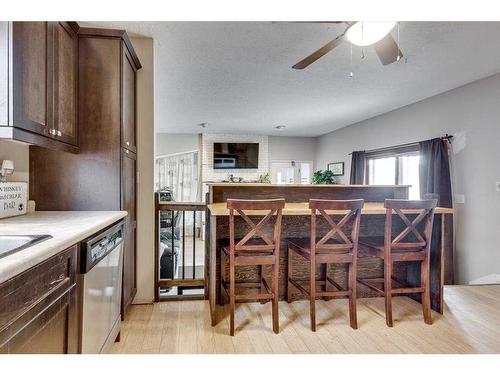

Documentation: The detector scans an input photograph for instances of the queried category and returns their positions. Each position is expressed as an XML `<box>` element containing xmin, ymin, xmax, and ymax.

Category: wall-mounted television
<box><xmin>213</xmin><ymin>142</ymin><xmax>259</xmax><ymax>169</ymax></box>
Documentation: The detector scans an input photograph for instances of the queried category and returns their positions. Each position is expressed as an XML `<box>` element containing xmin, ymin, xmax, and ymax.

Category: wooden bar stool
<box><xmin>286</xmin><ymin>199</ymin><xmax>364</xmax><ymax>332</ymax></box>
<box><xmin>220</xmin><ymin>198</ymin><xmax>285</xmax><ymax>336</ymax></box>
<box><xmin>358</xmin><ymin>199</ymin><xmax>437</xmax><ymax>327</ymax></box>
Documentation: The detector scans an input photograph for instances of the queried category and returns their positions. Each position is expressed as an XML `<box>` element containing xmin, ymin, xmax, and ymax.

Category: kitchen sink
<box><xmin>0</xmin><ymin>235</ymin><xmax>52</xmax><ymax>260</ymax></box>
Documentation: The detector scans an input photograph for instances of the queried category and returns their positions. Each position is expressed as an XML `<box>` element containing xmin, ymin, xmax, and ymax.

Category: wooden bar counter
<box><xmin>205</xmin><ymin>183</ymin><xmax>454</xmax><ymax>327</ymax></box>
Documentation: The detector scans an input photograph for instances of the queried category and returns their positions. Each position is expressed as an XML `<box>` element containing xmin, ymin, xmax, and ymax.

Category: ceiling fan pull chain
<box><xmin>361</xmin><ymin>22</ymin><xmax>365</xmax><ymax>59</ymax></box>
<box><xmin>349</xmin><ymin>42</ymin><xmax>354</xmax><ymax>78</ymax></box>
<box><xmin>397</xmin><ymin>21</ymin><xmax>401</xmax><ymax>61</ymax></box>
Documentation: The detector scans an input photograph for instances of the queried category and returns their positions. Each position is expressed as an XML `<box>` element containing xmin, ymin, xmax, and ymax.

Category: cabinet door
<box><xmin>0</xmin><ymin>245</ymin><xmax>78</xmax><ymax>354</ymax></box>
<box><xmin>12</xmin><ymin>22</ymin><xmax>51</xmax><ymax>136</ymax></box>
<box><xmin>121</xmin><ymin>148</ymin><xmax>137</xmax><ymax>315</ymax></box>
<box><xmin>7</xmin><ymin>287</ymin><xmax>76</xmax><ymax>354</ymax></box>
<box><xmin>52</xmin><ymin>22</ymin><xmax>78</xmax><ymax>146</ymax></box>
<box><xmin>121</xmin><ymin>45</ymin><xmax>137</xmax><ymax>153</ymax></box>
<box><xmin>0</xmin><ymin>22</ymin><xmax>8</xmax><ymax>125</ymax></box>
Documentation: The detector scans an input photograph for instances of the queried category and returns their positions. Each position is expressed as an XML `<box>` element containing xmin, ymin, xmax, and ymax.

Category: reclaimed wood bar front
<box><xmin>205</xmin><ymin>183</ymin><xmax>454</xmax><ymax>327</ymax></box>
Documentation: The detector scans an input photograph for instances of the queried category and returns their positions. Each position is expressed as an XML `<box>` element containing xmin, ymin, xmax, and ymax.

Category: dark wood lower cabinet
<box><xmin>121</xmin><ymin>148</ymin><xmax>137</xmax><ymax>316</ymax></box>
<box><xmin>0</xmin><ymin>246</ymin><xmax>78</xmax><ymax>354</ymax></box>
<box><xmin>7</xmin><ymin>287</ymin><xmax>76</xmax><ymax>354</ymax></box>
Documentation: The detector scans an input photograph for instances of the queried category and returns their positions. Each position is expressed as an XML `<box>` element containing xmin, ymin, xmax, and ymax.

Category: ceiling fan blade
<box><xmin>287</xmin><ymin>21</ymin><xmax>345</xmax><ymax>24</ymax></box>
<box><xmin>373</xmin><ymin>33</ymin><xmax>403</xmax><ymax>65</ymax></box>
<box><xmin>292</xmin><ymin>34</ymin><xmax>344</xmax><ymax>70</ymax></box>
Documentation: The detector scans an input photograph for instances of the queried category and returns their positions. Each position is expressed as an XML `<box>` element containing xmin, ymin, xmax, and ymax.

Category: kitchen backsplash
<box><xmin>0</xmin><ymin>139</ymin><xmax>29</xmax><ymax>184</ymax></box>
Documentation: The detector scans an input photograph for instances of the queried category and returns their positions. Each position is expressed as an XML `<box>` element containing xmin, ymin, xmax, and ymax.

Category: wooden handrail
<box><xmin>157</xmin><ymin>201</ymin><xmax>206</xmax><ymax>211</ymax></box>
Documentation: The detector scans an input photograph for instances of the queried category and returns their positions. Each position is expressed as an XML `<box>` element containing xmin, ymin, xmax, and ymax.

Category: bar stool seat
<box><xmin>288</xmin><ymin>238</ymin><xmax>354</xmax><ymax>263</ymax></box>
<box><xmin>288</xmin><ymin>238</ymin><xmax>352</xmax><ymax>253</ymax></box>
<box><xmin>359</xmin><ymin>236</ymin><xmax>427</xmax><ymax>253</ymax></box>
<box><xmin>222</xmin><ymin>238</ymin><xmax>275</xmax><ymax>255</ymax></box>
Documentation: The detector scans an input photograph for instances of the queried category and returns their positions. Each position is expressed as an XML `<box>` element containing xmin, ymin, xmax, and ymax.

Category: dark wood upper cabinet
<box><xmin>12</xmin><ymin>22</ymin><xmax>51</xmax><ymax>136</ymax></box>
<box><xmin>122</xmin><ymin>47</ymin><xmax>137</xmax><ymax>153</ymax></box>
<box><xmin>1</xmin><ymin>21</ymin><xmax>79</xmax><ymax>153</ymax></box>
<box><xmin>52</xmin><ymin>22</ymin><xmax>79</xmax><ymax>146</ymax></box>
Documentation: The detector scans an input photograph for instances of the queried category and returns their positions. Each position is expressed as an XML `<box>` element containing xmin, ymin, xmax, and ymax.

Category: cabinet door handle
<box><xmin>57</xmin><ymin>130</ymin><xmax>62</xmax><ymax>137</ymax></box>
<box><xmin>126</xmin><ymin>141</ymin><xmax>130</xmax><ymax>146</ymax></box>
<box><xmin>49</xmin><ymin>129</ymin><xmax>56</xmax><ymax>135</ymax></box>
<box><xmin>125</xmin><ymin>149</ymin><xmax>129</xmax><ymax>154</ymax></box>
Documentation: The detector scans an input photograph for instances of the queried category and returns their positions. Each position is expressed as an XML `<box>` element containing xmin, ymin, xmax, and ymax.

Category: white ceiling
<box><xmin>86</xmin><ymin>21</ymin><xmax>500</xmax><ymax>137</ymax></box>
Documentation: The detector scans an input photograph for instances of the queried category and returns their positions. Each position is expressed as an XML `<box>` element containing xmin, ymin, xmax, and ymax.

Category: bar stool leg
<box><xmin>272</xmin><ymin>259</ymin><xmax>279</xmax><ymax>333</ymax></box>
<box><xmin>384</xmin><ymin>259</ymin><xmax>393</xmax><ymax>327</ymax></box>
<box><xmin>310</xmin><ymin>258</ymin><xmax>316</xmax><ymax>332</ymax></box>
<box><xmin>219</xmin><ymin>251</ymin><xmax>225</xmax><ymax>306</ymax></box>
<box><xmin>229</xmin><ymin>256</ymin><xmax>236</xmax><ymax>336</ymax></box>
<box><xmin>286</xmin><ymin>247</ymin><xmax>293</xmax><ymax>303</ymax></box>
<box><xmin>421</xmin><ymin>256</ymin><xmax>432</xmax><ymax>325</ymax></box>
<box><xmin>260</xmin><ymin>265</ymin><xmax>266</xmax><ymax>304</ymax></box>
<box><xmin>348</xmin><ymin>260</ymin><xmax>358</xmax><ymax>329</ymax></box>
<box><xmin>322</xmin><ymin>263</ymin><xmax>329</xmax><ymax>301</ymax></box>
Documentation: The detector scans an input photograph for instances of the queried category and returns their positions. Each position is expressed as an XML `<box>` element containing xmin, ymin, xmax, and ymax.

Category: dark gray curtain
<box><xmin>350</xmin><ymin>151</ymin><xmax>366</xmax><ymax>184</ymax></box>
<box><xmin>419</xmin><ymin>138</ymin><xmax>453</xmax><ymax>208</ymax></box>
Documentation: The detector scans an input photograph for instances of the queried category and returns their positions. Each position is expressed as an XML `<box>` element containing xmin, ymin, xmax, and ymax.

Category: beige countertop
<box><xmin>206</xmin><ymin>183</ymin><xmax>411</xmax><ymax>187</ymax></box>
<box><xmin>208</xmin><ymin>202</ymin><xmax>454</xmax><ymax>216</ymax></box>
<box><xmin>0</xmin><ymin>211</ymin><xmax>127</xmax><ymax>284</ymax></box>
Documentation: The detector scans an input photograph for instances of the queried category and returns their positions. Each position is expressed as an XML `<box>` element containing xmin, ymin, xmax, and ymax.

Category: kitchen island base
<box><xmin>206</xmin><ymin>184</ymin><xmax>454</xmax><ymax>327</ymax></box>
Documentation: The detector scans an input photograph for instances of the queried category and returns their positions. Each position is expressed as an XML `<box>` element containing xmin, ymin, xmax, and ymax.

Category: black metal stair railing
<box><xmin>154</xmin><ymin>193</ymin><xmax>207</xmax><ymax>301</ymax></box>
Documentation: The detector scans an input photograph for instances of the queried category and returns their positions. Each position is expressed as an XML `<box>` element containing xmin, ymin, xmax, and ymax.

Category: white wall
<box><xmin>268</xmin><ymin>136</ymin><xmax>316</xmax><ymax>168</ymax></box>
<box><xmin>315</xmin><ymin>73</ymin><xmax>500</xmax><ymax>284</ymax></box>
<box><xmin>130</xmin><ymin>37</ymin><xmax>155</xmax><ymax>304</ymax></box>
<box><xmin>156</xmin><ymin>133</ymin><xmax>199</xmax><ymax>156</ymax></box>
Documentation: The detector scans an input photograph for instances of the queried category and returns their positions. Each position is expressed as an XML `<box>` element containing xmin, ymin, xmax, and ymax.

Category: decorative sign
<box><xmin>0</xmin><ymin>182</ymin><xmax>27</xmax><ymax>219</ymax></box>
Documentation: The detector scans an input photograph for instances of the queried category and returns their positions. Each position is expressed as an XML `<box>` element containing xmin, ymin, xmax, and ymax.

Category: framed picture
<box><xmin>327</xmin><ymin>162</ymin><xmax>344</xmax><ymax>176</ymax></box>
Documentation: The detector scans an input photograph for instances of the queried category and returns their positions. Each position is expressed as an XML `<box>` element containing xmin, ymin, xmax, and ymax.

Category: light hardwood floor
<box><xmin>111</xmin><ymin>285</ymin><xmax>500</xmax><ymax>354</ymax></box>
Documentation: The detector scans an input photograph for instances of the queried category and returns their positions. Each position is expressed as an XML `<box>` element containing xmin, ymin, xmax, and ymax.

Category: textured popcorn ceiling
<box><xmin>85</xmin><ymin>21</ymin><xmax>500</xmax><ymax>136</ymax></box>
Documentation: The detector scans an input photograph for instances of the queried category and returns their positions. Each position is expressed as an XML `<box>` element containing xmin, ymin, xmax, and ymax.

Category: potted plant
<box><xmin>312</xmin><ymin>170</ymin><xmax>338</xmax><ymax>184</ymax></box>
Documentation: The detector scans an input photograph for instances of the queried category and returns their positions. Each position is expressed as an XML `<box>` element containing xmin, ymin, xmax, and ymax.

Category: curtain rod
<box><xmin>348</xmin><ymin>134</ymin><xmax>453</xmax><ymax>156</ymax></box>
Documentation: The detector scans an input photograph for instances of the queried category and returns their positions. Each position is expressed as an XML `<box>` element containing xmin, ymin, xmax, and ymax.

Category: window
<box><xmin>155</xmin><ymin>151</ymin><xmax>199</xmax><ymax>201</ymax></box>
<box><xmin>366</xmin><ymin>146</ymin><xmax>420</xmax><ymax>199</ymax></box>
<box><xmin>270</xmin><ymin>161</ymin><xmax>313</xmax><ymax>184</ymax></box>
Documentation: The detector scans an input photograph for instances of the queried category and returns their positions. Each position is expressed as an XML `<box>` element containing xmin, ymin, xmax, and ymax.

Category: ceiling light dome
<box><xmin>345</xmin><ymin>21</ymin><xmax>396</xmax><ymax>46</ymax></box>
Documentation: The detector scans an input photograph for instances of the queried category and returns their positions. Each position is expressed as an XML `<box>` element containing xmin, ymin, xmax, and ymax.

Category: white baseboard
<box><xmin>469</xmin><ymin>273</ymin><xmax>500</xmax><ymax>285</ymax></box>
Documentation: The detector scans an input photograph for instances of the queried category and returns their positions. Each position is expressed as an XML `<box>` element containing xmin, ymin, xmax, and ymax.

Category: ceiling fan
<box><xmin>292</xmin><ymin>21</ymin><xmax>402</xmax><ymax>70</ymax></box>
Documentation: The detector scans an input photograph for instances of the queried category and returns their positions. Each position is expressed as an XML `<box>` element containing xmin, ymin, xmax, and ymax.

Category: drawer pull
<box><xmin>49</xmin><ymin>275</ymin><xmax>66</xmax><ymax>286</ymax></box>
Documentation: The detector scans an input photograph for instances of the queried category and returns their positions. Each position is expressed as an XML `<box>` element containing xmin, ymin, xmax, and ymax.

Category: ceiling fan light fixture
<box><xmin>345</xmin><ymin>21</ymin><xmax>396</xmax><ymax>47</ymax></box>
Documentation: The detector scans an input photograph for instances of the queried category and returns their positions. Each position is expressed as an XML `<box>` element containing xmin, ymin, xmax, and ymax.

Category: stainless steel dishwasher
<box><xmin>80</xmin><ymin>220</ymin><xmax>124</xmax><ymax>354</ymax></box>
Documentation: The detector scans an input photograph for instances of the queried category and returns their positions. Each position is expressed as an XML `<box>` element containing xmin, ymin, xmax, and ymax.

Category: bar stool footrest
<box><xmin>358</xmin><ymin>277</ymin><xmax>424</xmax><ymax>296</ymax></box>
<box><xmin>289</xmin><ymin>277</ymin><xmax>352</xmax><ymax>298</ymax></box>
<box><xmin>222</xmin><ymin>279</ymin><xmax>274</xmax><ymax>303</ymax></box>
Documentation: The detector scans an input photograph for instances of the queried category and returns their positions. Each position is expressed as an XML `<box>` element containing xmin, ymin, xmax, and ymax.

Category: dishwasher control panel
<box><xmin>90</xmin><ymin>230</ymin><xmax>122</xmax><ymax>263</ymax></box>
<box><xmin>81</xmin><ymin>220</ymin><xmax>124</xmax><ymax>273</ymax></box>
